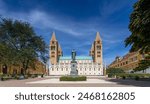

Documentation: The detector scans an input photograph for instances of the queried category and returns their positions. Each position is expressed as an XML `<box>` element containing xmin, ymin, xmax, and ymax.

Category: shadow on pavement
<box><xmin>105</xmin><ymin>78</ymin><xmax>150</xmax><ymax>87</ymax></box>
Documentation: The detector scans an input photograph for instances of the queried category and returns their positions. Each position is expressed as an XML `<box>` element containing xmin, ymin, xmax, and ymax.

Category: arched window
<box><xmin>51</xmin><ymin>46</ymin><xmax>55</xmax><ymax>50</ymax></box>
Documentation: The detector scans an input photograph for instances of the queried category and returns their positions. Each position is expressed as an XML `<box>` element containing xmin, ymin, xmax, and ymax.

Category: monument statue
<box><xmin>70</xmin><ymin>49</ymin><xmax>78</xmax><ymax>76</ymax></box>
<box><xmin>72</xmin><ymin>49</ymin><xmax>76</xmax><ymax>61</ymax></box>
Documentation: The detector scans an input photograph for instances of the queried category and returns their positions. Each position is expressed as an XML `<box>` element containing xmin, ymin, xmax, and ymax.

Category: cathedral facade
<box><xmin>49</xmin><ymin>32</ymin><xmax>103</xmax><ymax>76</ymax></box>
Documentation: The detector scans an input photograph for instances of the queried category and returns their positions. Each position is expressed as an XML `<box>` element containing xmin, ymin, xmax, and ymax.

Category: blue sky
<box><xmin>0</xmin><ymin>0</ymin><xmax>137</xmax><ymax>65</ymax></box>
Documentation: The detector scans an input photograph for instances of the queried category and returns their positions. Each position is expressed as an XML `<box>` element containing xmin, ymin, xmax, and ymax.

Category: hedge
<box><xmin>60</xmin><ymin>76</ymin><xmax>86</xmax><ymax>81</ymax></box>
<box><xmin>0</xmin><ymin>74</ymin><xmax>12</xmax><ymax>81</ymax></box>
<box><xmin>108</xmin><ymin>73</ymin><xmax>150</xmax><ymax>80</ymax></box>
<box><xmin>0</xmin><ymin>74</ymin><xmax>43</xmax><ymax>81</ymax></box>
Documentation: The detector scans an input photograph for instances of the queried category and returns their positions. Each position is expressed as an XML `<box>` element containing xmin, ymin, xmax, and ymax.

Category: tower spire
<box><xmin>50</xmin><ymin>31</ymin><xmax>57</xmax><ymax>41</ymax></box>
<box><xmin>95</xmin><ymin>32</ymin><xmax>102</xmax><ymax>41</ymax></box>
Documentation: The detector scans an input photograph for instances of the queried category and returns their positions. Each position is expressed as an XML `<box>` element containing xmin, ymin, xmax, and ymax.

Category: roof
<box><xmin>59</xmin><ymin>56</ymin><xmax>93</xmax><ymax>60</ymax></box>
<box><xmin>95</xmin><ymin>32</ymin><xmax>102</xmax><ymax>41</ymax></box>
<box><xmin>50</xmin><ymin>32</ymin><xmax>57</xmax><ymax>41</ymax></box>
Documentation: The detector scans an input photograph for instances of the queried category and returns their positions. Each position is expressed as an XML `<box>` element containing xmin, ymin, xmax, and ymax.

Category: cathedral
<box><xmin>49</xmin><ymin>32</ymin><xmax>103</xmax><ymax>76</ymax></box>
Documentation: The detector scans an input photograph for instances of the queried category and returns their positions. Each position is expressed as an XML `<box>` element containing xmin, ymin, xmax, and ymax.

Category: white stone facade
<box><xmin>49</xmin><ymin>59</ymin><xmax>103</xmax><ymax>76</ymax></box>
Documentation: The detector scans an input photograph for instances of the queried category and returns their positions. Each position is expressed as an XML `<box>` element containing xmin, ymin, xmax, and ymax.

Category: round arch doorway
<box><xmin>2</xmin><ymin>64</ymin><xmax>7</xmax><ymax>74</ymax></box>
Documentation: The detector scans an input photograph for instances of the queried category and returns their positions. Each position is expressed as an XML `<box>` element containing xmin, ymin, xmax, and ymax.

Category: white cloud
<box><xmin>0</xmin><ymin>0</ymin><xmax>131</xmax><ymax>65</ymax></box>
<box><xmin>0</xmin><ymin>0</ymin><xmax>126</xmax><ymax>42</ymax></box>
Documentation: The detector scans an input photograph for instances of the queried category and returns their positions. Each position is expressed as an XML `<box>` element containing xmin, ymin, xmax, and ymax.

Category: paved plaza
<box><xmin>0</xmin><ymin>76</ymin><xmax>150</xmax><ymax>87</ymax></box>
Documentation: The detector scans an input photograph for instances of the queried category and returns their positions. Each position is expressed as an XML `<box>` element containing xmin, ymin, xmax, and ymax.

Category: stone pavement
<box><xmin>26</xmin><ymin>78</ymin><xmax>117</xmax><ymax>84</ymax></box>
<box><xmin>0</xmin><ymin>76</ymin><xmax>150</xmax><ymax>87</ymax></box>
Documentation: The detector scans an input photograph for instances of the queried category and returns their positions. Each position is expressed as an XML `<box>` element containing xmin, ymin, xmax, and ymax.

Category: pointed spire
<box><xmin>50</xmin><ymin>32</ymin><xmax>57</xmax><ymax>41</ymax></box>
<box><xmin>89</xmin><ymin>44</ymin><xmax>94</xmax><ymax>56</ymax></box>
<box><xmin>95</xmin><ymin>32</ymin><xmax>102</xmax><ymax>41</ymax></box>
<box><xmin>58</xmin><ymin>44</ymin><xmax>62</xmax><ymax>52</ymax></box>
<box><xmin>91</xmin><ymin>44</ymin><xmax>94</xmax><ymax>51</ymax></box>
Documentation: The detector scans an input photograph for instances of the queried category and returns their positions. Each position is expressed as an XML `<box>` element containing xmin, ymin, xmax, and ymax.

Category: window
<box><xmin>97</xmin><ymin>45</ymin><xmax>101</xmax><ymax>50</ymax></box>
<box><xmin>130</xmin><ymin>58</ymin><xmax>133</xmax><ymax>62</ymax></box>
<box><xmin>66</xmin><ymin>68</ymin><xmax>68</xmax><ymax>71</ymax></box>
<box><xmin>97</xmin><ymin>55</ymin><xmax>101</xmax><ymax>57</ymax></box>
<box><xmin>57</xmin><ymin>68</ymin><xmax>58</xmax><ymax>71</ymax></box>
<box><xmin>52</xmin><ymin>68</ymin><xmax>54</xmax><ymax>71</ymax></box>
<box><xmin>97</xmin><ymin>51</ymin><xmax>101</xmax><ymax>54</ymax></box>
<box><xmin>51</xmin><ymin>55</ymin><xmax>55</xmax><ymax>57</ymax></box>
<box><xmin>51</xmin><ymin>52</ymin><xmax>55</xmax><ymax>54</ymax></box>
<box><xmin>61</xmin><ymin>68</ymin><xmax>63</xmax><ymax>71</ymax></box>
<box><xmin>51</xmin><ymin>46</ymin><xmax>55</xmax><ymax>50</ymax></box>
<box><xmin>133</xmin><ymin>56</ymin><xmax>137</xmax><ymax>61</ymax></box>
<box><xmin>142</xmin><ymin>54</ymin><xmax>145</xmax><ymax>59</ymax></box>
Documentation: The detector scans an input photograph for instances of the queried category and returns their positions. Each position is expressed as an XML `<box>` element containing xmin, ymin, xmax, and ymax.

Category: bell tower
<box><xmin>90</xmin><ymin>32</ymin><xmax>102</xmax><ymax>65</ymax></box>
<box><xmin>49</xmin><ymin>32</ymin><xmax>62</xmax><ymax>65</ymax></box>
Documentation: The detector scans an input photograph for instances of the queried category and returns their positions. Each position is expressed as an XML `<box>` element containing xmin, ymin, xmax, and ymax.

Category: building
<box><xmin>108</xmin><ymin>51</ymin><xmax>145</xmax><ymax>71</ymax></box>
<box><xmin>0</xmin><ymin>60</ymin><xmax>46</xmax><ymax>75</ymax></box>
<box><xmin>49</xmin><ymin>32</ymin><xmax>103</xmax><ymax>76</ymax></box>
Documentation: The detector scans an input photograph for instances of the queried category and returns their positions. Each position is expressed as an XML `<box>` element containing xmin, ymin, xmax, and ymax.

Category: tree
<box><xmin>134</xmin><ymin>54</ymin><xmax>150</xmax><ymax>72</ymax></box>
<box><xmin>125</xmin><ymin>0</ymin><xmax>150</xmax><ymax>53</ymax></box>
<box><xmin>125</xmin><ymin>0</ymin><xmax>150</xmax><ymax>72</ymax></box>
<box><xmin>0</xmin><ymin>17</ymin><xmax>48</xmax><ymax>74</ymax></box>
<box><xmin>106</xmin><ymin>68</ymin><xmax>125</xmax><ymax>74</ymax></box>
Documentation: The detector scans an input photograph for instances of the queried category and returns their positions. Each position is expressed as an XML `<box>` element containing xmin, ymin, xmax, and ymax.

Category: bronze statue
<box><xmin>70</xmin><ymin>49</ymin><xmax>78</xmax><ymax>76</ymax></box>
<box><xmin>72</xmin><ymin>49</ymin><xmax>76</xmax><ymax>61</ymax></box>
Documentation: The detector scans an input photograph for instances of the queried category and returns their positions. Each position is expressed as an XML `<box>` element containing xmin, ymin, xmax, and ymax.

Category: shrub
<box><xmin>106</xmin><ymin>68</ymin><xmax>125</xmax><ymax>74</ymax></box>
<box><xmin>0</xmin><ymin>73</ymin><xmax>3</xmax><ymax>76</ymax></box>
<box><xmin>31</xmin><ymin>74</ymin><xmax>36</xmax><ymax>78</ymax></box>
<box><xmin>108</xmin><ymin>73</ymin><xmax>114</xmax><ymax>78</ymax></box>
<box><xmin>107</xmin><ymin>68</ymin><xmax>125</xmax><ymax>78</ymax></box>
<box><xmin>135</xmin><ymin>76</ymin><xmax>140</xmax><ymax>81</ymax></box>
<box><xmin>24</xmin><ymin>75</ymin><xmax>28</xmax><ymax>79</ymax></box>
<box><xmin>114</xmin><ymin>73</ymin><xmax>150</xmax><ymax>80</ymax></box>
<box><xmin>0</xmin><ymin>74</ymin><xmax>12</xmax><ymax>81</ymax></box>
<box><xmin>60</xmin><ymin>76</ymin><xmax>86</xmax><ymax>81</ymax></box>
<box><xmin>122</xmin><ymin>76</ymin><xmax>126</xmax><ymax>80</ymax></box>
<box><xmin>41</xmin><ymin>74</ymin><xmax>44</xmax><ymax>78</ymax></box>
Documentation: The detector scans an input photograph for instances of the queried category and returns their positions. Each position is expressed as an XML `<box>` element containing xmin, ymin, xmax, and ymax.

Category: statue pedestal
<box><xmin>70</xmin><ymin>61</ymin><xmax>78</xmax><ymax>76</ymax></box>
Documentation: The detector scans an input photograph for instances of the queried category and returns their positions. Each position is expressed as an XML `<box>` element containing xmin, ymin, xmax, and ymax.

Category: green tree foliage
<box><xmin>106</xmin><ymin>68</ymin><xmax>125</xmax><ymax>74</ymax></box>
<box><xmin>125</xmin><ymin>0</ymin><xmax>150</xmax><ymax>53</ymax></box>
<box><xmin>125</xmin><ymin>0</ymin><xmax>150</xmax><ymax>71</ymax></box>
<box><xmin>134</xmin><ymin>54</ymin><xmax>150</xmax><ymax>72</ymax></box>
<box><xmin>0</xmin><ymin>17</ymin><xmax>48</xmax><ymax>74</ymax></box>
